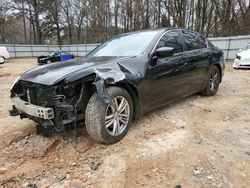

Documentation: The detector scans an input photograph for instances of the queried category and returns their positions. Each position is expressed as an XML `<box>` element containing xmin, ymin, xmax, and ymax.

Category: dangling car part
<box><xmin>10</xmin><ymin>28</ymin><xmax>225</xmax><ymax>144</ymax></box>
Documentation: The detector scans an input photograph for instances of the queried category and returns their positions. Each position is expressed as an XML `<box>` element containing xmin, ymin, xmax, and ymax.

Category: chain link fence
<box><xmin>2</xmin><ymin>44</ymin><xmax>99</xmax><ymax>58</ymax></box>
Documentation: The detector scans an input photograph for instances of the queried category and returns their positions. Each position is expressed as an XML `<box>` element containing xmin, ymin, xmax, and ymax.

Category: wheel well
<box><xmin>111</xmin><ymin>82</ymin><xmax>140</xmax><ymax>120</ymax></box>
<box><xmin>83</xmin><ymin>81</ymin><xmax>140</xmax><ymax>120</ymax></box>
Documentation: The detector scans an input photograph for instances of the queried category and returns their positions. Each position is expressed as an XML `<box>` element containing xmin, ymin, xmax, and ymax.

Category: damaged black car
<box><xmin>10</xmin><ymin>28</ymin><xmax>225</xmax><ymax>144</ymax></box>
<box><xmin>37</xmin><ymin>51</ymin><xmax>75</xmax><ymax>65</ymax></box>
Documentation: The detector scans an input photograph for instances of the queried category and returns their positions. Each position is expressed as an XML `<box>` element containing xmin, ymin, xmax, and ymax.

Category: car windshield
<box><xmin>87</xmin><ymin>31</ymin><xmax>159</xmax><ymax>58</ymax></box>
<box><xmin>244</xmin><ymin>44</ymin><xmax>250</xmax><ymax>50</ymax></box>
<box><xmin>49</xmin><ymin>52</ymin><xmax>60</xmax><ymax>57</ymax></box>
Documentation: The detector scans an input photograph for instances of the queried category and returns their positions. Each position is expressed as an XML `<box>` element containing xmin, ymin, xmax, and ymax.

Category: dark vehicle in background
<box><xmin>37</xmin><ymin>51</ymin><xmax>75</xmax><ymax>65</ymax></box>
<box><xmin>10</xmin><ymin>28</ymin><xmax>225</xmax><ymax>144</ymax></box>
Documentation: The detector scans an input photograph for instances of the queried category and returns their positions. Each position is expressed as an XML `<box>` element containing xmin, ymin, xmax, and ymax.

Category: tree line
<box><xmin>0</xmin><ymin>0</ymin><xmax>250</xmax><ymax>44</ymax></box>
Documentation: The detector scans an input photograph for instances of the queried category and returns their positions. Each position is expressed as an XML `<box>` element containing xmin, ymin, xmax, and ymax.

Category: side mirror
<box><xmin>155</xmin><ymin>47</ymin><xmax>174</xmax><ymax>58</ymax></box>
<box><xmin>149</xmin><ymin>47</ymin><xmax>175</xmax><ymax>66</ymax></box>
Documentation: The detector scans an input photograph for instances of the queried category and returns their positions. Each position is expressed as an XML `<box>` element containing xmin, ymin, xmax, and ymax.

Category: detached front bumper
<box><xmin>11</xmin><ymin>97</ymin><xmax>54</xmax><ymax>120</ymax></box>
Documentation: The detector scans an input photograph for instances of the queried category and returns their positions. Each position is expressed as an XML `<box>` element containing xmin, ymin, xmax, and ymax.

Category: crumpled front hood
<box><xmin>19</xmin><ymin>57</ymin><xmax>121</xmax><ymax>85</ymax></box>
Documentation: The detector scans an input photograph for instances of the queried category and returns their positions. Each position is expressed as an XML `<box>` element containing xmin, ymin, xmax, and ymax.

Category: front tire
<box><xmin>85</xmin><ymin>87</ymin><xmax>133</xmax><ymax>144</ymax></box>
<box><xmin>201</xmin><ymin>65</ymin><xmax>221</xmax><ymax>96</ymax></box>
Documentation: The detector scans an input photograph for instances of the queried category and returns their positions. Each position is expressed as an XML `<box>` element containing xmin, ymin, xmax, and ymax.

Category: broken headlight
<box><xmin>54</xmin><ymin>83</ymin><xmax>81</xmax><ymax>103</ymax></box>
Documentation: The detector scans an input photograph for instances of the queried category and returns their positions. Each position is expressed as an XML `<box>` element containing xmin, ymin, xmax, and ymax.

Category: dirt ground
<box><xmin>0</xmin><ymin>58</ymin><xmax>249</xmax><ymax>188</ymax></box>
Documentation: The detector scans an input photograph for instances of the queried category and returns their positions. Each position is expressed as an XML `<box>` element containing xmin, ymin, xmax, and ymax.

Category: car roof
<box><xmin>119</xmin><ymin>27</ymin><xmax>200</xmax><ymax>36</ymax></box>
<box><xmin>120</xmin><ymin>27</ymin><xmax>173</xmax><ymax>35</ymax></box>
<box><xmin>52</xmin><ymin>51</ymin><xmax>72</xmax><ymax>54</ymax></box>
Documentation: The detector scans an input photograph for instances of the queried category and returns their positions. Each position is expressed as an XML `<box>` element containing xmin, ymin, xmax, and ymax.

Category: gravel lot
<box><xmin>0</xmin><ymin>58</ymin><xmax>250</xmax><ymax>188</ymax></box>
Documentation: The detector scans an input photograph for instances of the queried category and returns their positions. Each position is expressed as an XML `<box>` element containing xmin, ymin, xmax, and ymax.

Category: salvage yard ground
<box><xmin>0</xmin><ymin>58</ymin><xmax>250</xmax><ymax>188</ymax></box>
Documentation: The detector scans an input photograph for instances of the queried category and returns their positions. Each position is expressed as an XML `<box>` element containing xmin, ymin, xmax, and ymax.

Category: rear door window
<box><xmin>182</xmin><ymin>30</ymin><xmax>207</xmax><ymax>51</ymax></box>
<box><xmin>156</xmin><ymin>30</ymin><xmax>183</xmax><ymax>53</ymax></box>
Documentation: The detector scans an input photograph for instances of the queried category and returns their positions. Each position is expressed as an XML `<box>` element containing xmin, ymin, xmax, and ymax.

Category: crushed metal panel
<box><xmin>92</xmin><ymin>67</ymin><xmax>127</xmax><ymax>104</ymax></box>
<box><xmin>94</xmin><ymin>67</ymin><xmax>126</xmax><ymax>83</ymax></box>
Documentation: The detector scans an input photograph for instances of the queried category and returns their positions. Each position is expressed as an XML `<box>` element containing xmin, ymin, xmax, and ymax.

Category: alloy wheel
<box><xmin>209</xmin><ymin>68</ymin><xmax>220</xmax><ymax>92</ymax></box>
<box><xmin>105</xmin><ymin>96</ymin><xmax>130</xmax><ymax>136</ymax></box>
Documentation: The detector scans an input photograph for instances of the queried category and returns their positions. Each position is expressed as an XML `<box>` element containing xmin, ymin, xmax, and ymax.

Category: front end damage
<box><xmin>9</xmin><ymin>67</ymin><xmax>134</xmax><ymax>137</ymax></box>
<box><xmin>10</xmin><ymin>78</ymin><xmax>93</xmax><ymax>137</ymax></box>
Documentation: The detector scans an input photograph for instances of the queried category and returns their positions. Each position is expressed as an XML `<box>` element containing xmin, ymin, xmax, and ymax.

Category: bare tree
<box><xmin>0</xmin><ymin>1</ymin><xmax>11</xmax><ymax>43</ymax></box>
<box><xmin>1</xmin><ymin>0</ymin><xmax>250</xmax><ymax>44</ymax></box>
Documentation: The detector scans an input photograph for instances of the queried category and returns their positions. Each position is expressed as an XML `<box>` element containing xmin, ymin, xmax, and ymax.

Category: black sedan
<box><xmin>37</xmin><ymin>51</ymin><xmax>75</xmax><ymax>65</ymax></box>
<box><xmin>10</xmin><ymin>28</ymin><xmax>225</xmax><ymax>144</ymax></box>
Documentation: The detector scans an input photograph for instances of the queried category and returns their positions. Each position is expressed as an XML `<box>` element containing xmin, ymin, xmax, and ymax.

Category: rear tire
<box><xmin>85</xmin><ymin>87</ymin><xmax>133</xmax><ymax>144</ymax></box>
<box><xmin>201</xmin><ymin>65</ymin><xmax>221</xmax><ymax>96</ymax></box>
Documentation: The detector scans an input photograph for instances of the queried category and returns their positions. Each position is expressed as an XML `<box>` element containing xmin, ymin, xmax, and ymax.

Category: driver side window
<box><xmin>156</xmin><ymin>30</ymin><xmax>183</xmax><ymax>54</ymax></box>
<box><xmin>55</xmin><ymin>52</ymin><xmax>61</xmax><ymax>57</ymax></box>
